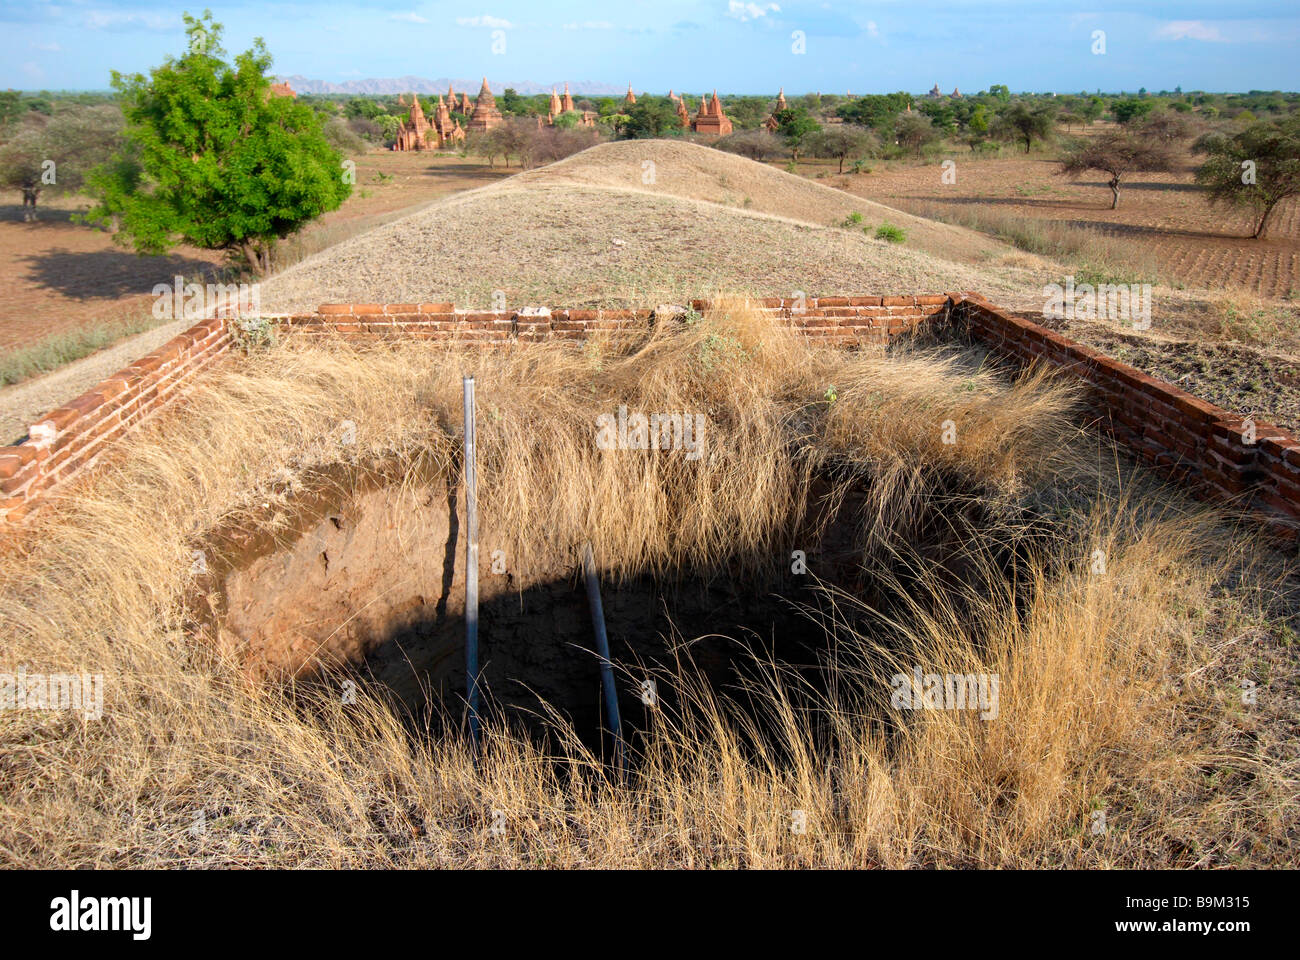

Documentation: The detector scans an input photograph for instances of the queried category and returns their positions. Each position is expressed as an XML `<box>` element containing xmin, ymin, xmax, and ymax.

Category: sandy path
<box><xmin>0</xmin><ymin>318</ymin><xmax>191</xmax><ymax>443</ymax></box>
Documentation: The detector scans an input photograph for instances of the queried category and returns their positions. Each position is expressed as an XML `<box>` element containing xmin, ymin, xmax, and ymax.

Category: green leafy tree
<box><xmin>499</xmin><ymin>87</ymin><xmax>529</xmax><ymax>116</ymax></box>
<box><xmin>722</xmin><ymin>96</ymin><xmax>769</xmax><ymax>130</ymax></box>
<box><xmin>374</xmin><ymin>114</ymin><xmax>401</xmax><ymax>142</ymax></box>
<box><xmin>835</xmin><ymin>92</ymin><xmax>911</xmax><ymax>129</ymax></box>
<box><xmin>617</xmin><ymin>99</ymin><xmax>682</xmax><ymax>139</ymax></box>
<box><xmin>552</xmin><ymin>110</ymin><xmax>580</xmax><ymax>130</ymax></box>
<box><xmin>806</xmin><ymin>124</ymin><xmax>877</xmax><ymax>173</ymax></box>
<box><xmin>1111</xmin><ymin>98</ymin><xmax>1156</xmax><ymax>124</ymax></box>
<box><xmin>893</xmin><ymin>112</ymin><xmax>938</xmax><ymax>158</ymax></box>
<box><xmin>1059</xmin><ymin>129</ymin><xmax>1174</xmax><ymax>209</ymax></box>
<box><xmin>1194</xmin><ymin>116</ymin><xmax>1300</xmax><ymax>239</ymax></box>
<box><xmin>918</xmin><ymin>101</ymin><xmax>957</xmax><ymax>134</ymax></box>
<box><xmin>773</xmin><ymin>107</ymin><xmax>821</xmax><ymax>160</ymax></box>
<box><xmin>1081</xmin><ymin>97</ymin><xmax>1105</xmax><ymax>124</ymax></box>
<box><xmin>81</xmin><ymin>11</ymin><xmax>350</xmax><ymax>276</ymax></box>
<box><xmin>992</xmin><ymin>101</ymin><xmax>1056</xmax><ymax>153</ymax></box>
<box><xmin>0</xmin><ymin>90</ymin><xmax>22</xmax><ymax>129</ymax></box>
<box><xmin>344</xmin><ymin>97</ymin><xmax>384</xmax><ymax>120</ymax></box>
<box><xmin>0</xmin><ymin>105</ymin><xmax>125</xmax><ymax>219</ymax></box>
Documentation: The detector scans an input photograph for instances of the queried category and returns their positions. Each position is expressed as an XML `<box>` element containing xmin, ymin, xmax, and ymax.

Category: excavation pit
<box><xmin>190</xmin><ymin>455</ymin><xmax>1049</xmax><ymax>756</ymax></box>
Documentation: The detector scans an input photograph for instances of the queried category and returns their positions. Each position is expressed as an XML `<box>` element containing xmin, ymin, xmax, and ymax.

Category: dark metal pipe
<box><xmin>581</xmin><ymin>541</ymin><xmax>625</xmax><ymax>773</ymax></box>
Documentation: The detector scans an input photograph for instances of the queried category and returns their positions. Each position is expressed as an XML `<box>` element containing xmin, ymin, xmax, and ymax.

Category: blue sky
<box><xmin>3</xmin><ymin>0</ymin><xmax>1298</xmax><ymax>93</ymax></box>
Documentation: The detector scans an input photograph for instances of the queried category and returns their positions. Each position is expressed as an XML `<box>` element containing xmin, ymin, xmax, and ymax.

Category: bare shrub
<box><xmin>715</xmin><ymin>128</ymin><xmax>785</xmax><ymax>162</ymax></box>
<box><xmin>521</xmin><ymin>124</ymin><xmax>601</xmax><ymax>168</ymax></box>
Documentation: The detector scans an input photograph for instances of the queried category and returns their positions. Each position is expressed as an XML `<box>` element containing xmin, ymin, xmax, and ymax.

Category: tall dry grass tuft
<box><xmin>0</xmin><ymin>301</ymin><xmax>1292</xmax><ymax>867</ymax></box>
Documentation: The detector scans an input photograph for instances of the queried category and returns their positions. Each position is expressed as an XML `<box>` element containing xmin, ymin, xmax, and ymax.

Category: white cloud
<box><xmin>563</xmin><ymin>21</ymin><xmax>615</xmax><ymax>30</ymax></box>
<box><xmin>30</xmin><ymin>41</ymin><xmax>61</xmax><ymax>52</ymax></box>
<box><xmin>389</xmin><ymin>13</ymin><xmax>428</xmax><ymax>24</ymax></box>
<box><xmin>865</xmin><ymin>20</ymin><xmax>878</xmax><ymax>38</ymax></box>
<box><xmin>1156</xmin><ymin>20</ymin><xmax>1227</xmax><ymax>42</ymax></box>
<box><xmin>457</xmin><ymin>15</ymin><xmax>512</xmax><ymax>28</ymax></box>
<box><xmin>82</xmin><ymin>11</ymin><xmax>172</xmax><ymax>31</ymax></box>
<box><xmin>21</xmin><ymin>61</ymin><xmax>44</xmax><ymax>81</ymax></box>
<box><xmin>726</xmin><ymin>2</ymin><xmax>780</xmax><ymax>23</ymax></box>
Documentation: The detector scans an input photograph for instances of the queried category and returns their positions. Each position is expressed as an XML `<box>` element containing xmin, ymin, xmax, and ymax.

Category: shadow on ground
<box><xmin>16</xmin><ymin>248</ymin><xmax>221</xmax><ymax>300</ymax></box>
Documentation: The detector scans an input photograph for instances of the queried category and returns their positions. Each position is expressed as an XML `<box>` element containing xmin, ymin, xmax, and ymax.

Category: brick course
<box><xmin>5</xmin><ymin>293</ymin><xmax>1298</xmax><ymax>541</ymax></box>
<box><xmin>950</xmin><ymin>293</ymin><xmax>1300</xmax><ymax>541</ymax></box>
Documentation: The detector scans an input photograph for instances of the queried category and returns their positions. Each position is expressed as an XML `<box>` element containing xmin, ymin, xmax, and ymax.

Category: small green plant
<box><xmin>698</xmin><ymin>333</ymin><xmax>747</xmax><ymax>371</ymax></box>
<box><xmin>875</xmin><ymin>222</ymin><xmax>906</xmax><ymax>243</ymax></box>
<box><xmin>823</xmin><ymin>385</ymin><xmax>838</xmax><ymax>403</ymax></box>
<box><xmin>840</xmin><ymin>211</ymin><xmax>864</xmax><ymax>228</ymax></box>
<box><xmin>232</xmin><ymin>316</ymin><xmax>277</xmax><ymax>353</ymax></box>
<box><xmin>850</xmin><ymin>159</ymin><xmax>872</xmax><ymax>175</ymax></box>
<box><xmin>370</xmin><ymin>172</ymin><xmax>394</xmax><ymax>184</ymax></box>
<box><xmin>682</xmin><ymin>307</ymin><xmax>704</xmax><ymax>325</ymax></box>
<box><xmin>1073</xmin><ymin>265</ymin><xmax>1145</xmax><ymax>287</ymax></box>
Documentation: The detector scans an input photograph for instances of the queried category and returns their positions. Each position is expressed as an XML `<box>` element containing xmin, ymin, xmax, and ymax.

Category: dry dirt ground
<box><xmin>259</xmin><ymin>140</ymin><xmax>1055</xmax><ymax>313</ymax></box>
<box><xmin>0</xmin><ymin>150</ymin><xmax>513</xmax><ymax>441</ymax></box>
<box><xmin>800</xmin><ymin>141</ymin><xmax>1299</xmax><ymax>298</ymax></box>
<box><xmin>0</xmin><ymin>201</ymin><xmax>224</xmax><ymax>355</ymax></box>
<box><xmin>0</xmin><ymin>151</ymin><xmax>512</xmax><ymax>355</ymax></box>
<box><xmin>259</xmin><ymin>140</ymin><xmax>1300</xmax><ymax>430</ymax></box>
<box><xmin>5</xmin><ymin>137</ymin><xmax>1299</xmax><ymax>438</ymax></box>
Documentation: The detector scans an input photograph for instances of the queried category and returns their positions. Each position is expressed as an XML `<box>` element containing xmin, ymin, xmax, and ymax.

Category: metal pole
<box><xmin>582</xmin><ymin>541</ymin><xmax>625</xmax><ymax>773</ymax></box>
<box><xmin>463</xmin><ymin>376</ymin><xmax>480</xmax><ymax>748</ymax></box>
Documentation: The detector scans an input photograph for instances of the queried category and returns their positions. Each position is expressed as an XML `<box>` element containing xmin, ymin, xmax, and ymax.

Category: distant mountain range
<box><xmin>275</xmin><ymin>76</ymin><xmax>627</xmax><ymax>97</ymax></box>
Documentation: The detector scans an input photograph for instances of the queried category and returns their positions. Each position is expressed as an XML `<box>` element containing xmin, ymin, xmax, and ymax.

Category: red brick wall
<box><xmin>952</xmin><ymin>293</ymin><xmax>1300</xmax><ymax>540</ymax></box>
<box><xmin>290</xmin><ymin>296</ymin><xmax>954</xmax><ymax>345</ymax></box>
<box><xmin>0</xmin><ymin>317</ymin><xmax>232</xmax><ymax>523</ymax></box>
<box><xmin>6</xmin><ymin>293</ymin><xmax>1297</xmax><ymax>540</ymax></box>
<box><xmin>2</xmin><ymin>298</ymin><xmax>950</xmax><ymax>524</ymax></box>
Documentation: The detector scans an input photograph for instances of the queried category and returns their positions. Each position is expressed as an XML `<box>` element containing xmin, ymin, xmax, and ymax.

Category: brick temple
<box><xmin>691</xmin><ymin>91</ymin><xmax>733</xmax><ymax>136</ymax></box>
<box><xmin>467</xmin><ymin>77</ymin><xmax>503</xmax><ymax>132</ymax></box>
<box><xmin>393</xmin><ymin>92</ymin><xmax>465</xmax><ymax>151</ymax></box>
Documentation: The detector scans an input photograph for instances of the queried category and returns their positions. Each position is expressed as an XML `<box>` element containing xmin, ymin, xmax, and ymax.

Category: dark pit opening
<box><xmin>191</xmin><ymin>459</ymin><xmax>1050</xmax><ymax>760</ymax></box>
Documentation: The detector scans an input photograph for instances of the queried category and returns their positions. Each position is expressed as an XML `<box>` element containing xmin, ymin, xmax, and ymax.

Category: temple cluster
<box><xmin>392</xmin><ymin>81</ymin><xmax>481</xmax><ymax>150</ymax></box>
<box><xmin>391</xmin><ymin>80</ymin><xmax>747</xmax><ymax>149</ymax></box>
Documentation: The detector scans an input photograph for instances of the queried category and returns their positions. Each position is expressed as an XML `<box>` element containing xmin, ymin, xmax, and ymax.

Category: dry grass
<box><xmin>0</xmin><ymin>310</ymin><xmax>168</xmax><ymax>387</ymax></box>
<box><xmin>1192</xmin><ymin>289</ymin><xmax>1300</xmax><ymax>354</ymax></box>
<box><xmin>259</xmin><ymin>141</ymin><xmax>1053</xmax><ymax>314</ymax></box>
<box><xmin>0</xmin><ymin>301</ymin><xmax>1294</xmax><ymax>867</ymax></box>
<box><xmin>894</xmin><ymin>199</ymin><xmax>1162</xmax><ymax>287</ymax></box>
